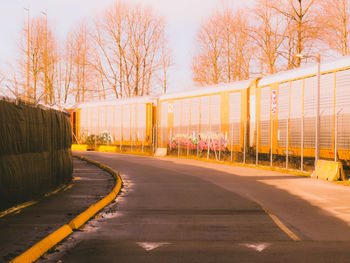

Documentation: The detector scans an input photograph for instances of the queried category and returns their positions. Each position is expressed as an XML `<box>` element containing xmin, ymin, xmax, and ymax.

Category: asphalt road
<box><xmin>43</xmin><ymin>152</ymin><xmax>350</xmax><ymax>263</ymax></box>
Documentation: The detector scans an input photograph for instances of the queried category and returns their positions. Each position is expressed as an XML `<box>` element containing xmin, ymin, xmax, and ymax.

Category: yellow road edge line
<box><xmin>10</xmin><ymin>155</ymin><xmax>122</xmax><ymax>263</ymax></box>
<box><xmin>249</xmin><ymin>196</ymin><xmax>300</xmax><ymax>241</ymax></box>
<box><xmin>0</xmin><ymin>183</ymin><xmax>74</xmax><ymax>219</ymax></box>
<box><xmin>0</xmin><ymin>201</ymin><xmax>38</xmax><ymax>219</ymax></box>
<box><xmin>263</xmin><ymin>208</ymin><xmax>300</xmax><ymax>241</ymax></box>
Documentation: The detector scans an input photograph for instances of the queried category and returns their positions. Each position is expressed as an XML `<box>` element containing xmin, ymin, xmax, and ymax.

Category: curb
<box><xmin>74</xmin><ymin>149</ymin><xmax>311</xmax><ymax>177</ymax></box>
<box><xmin>164</xmin><ymin>155</ymin><xmax>312</xmax><ymax>177</ymax></box>
<box><xmin>10</xmin><ymin>155</ymin><xmax>122</xmax><ymax>263</ymax></box>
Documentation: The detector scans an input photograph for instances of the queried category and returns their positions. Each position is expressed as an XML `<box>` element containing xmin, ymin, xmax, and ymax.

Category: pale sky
<box><xmin>0</xmin><ymin>0</ymin><xmax>255</xmax><ymax>93</ymax></box>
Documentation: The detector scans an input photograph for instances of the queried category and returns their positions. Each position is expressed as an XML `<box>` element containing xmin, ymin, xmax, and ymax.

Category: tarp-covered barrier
<box><xmin>0</xmin><ymin>100</ymin><xmax>73</xmax><ymax>211</ymax></box>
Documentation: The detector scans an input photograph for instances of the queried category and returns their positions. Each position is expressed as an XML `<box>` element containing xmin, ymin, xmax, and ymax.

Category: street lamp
<box><xmin>296</xmin><ymin>53</ymin><xmax>321</xmax><ymax>168</ymax></box>
<box><xmin>41</xmin><ymin>10</ymin><xmax>48</xmax><ymax>104</ymax></box>
<box><xmin>24</xmin><ymin>7</ymin><xmax>30</xmax><ymax>99</ymax></box>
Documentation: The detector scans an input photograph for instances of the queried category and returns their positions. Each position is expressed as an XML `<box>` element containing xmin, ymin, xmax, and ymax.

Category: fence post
<box><xmin>197</xmin><ymin>133</ymin><xmax>199</xmax><ymax>158</ymax></box>
<box><xmin>187</xmin><ymin>128</ymin><xmax>190</xmax><ymax>156</ymax></box>
<box><xmin>301</xmin><ymin>115</ymin><xmax>304</xmax><ymax>171</ymax></box>
<box><xmin>120</xmin><ymin>126</ymin><xmax>122</xmax><ymax>152</ymax></box>
<box><xmin>286</xmin><ymin>118</ymin><xmax>289</xmax><ymax>169</ymax></box>
<box><xmin>335</xmin><ymin>109</ymin><xmax>342</xmax><ymax>162</ymax></box>
<box><xmin>212</xmin><ymin>137</ymin><xmax>218</xmax><ymax>161</ymax></box>
<box><xmin>152</xmin><ymin>126</ymin><xmax>155</xmax><ymax>154</ymax></box>
<box><xmin>95</xmin><ymin>126</ymin><xmax>97</xmax><ymax>149</ymax></box>
<box><xmin>256</xmin><ymin>120</ymin><xmax>259</xmax><ymax>165</ymax></box>
<box><xmin>219</xmin><ymin>133</ymin><xmax>221</xmax><ymax>161</ymax></box>
<box><xmin>231</xmin><ymin>122</ymin><xmax>233</xmax><ymax>162</ymax></box>
<box><xmin>142</xmin><ymin>129</ymin><xmax>144</xmax><ymax>153</ymax></box>
<box><xmin>270</xmin><ymin>119</ymin><xmax>273</xmax><ymax>167</ymax></box>
<box><xmin>243</xmin><ymin>120</ymin><xmax>246</xmax><ymax>164</ymax></box>
<box><xmin>335</xmin><ymin>113</ymin><xmax>338</xmax><ymax>162</ymax></box>
<box><xmin>207</xmin><ymin>137</ymin><xmax>210</xmax><ymax>160</ymax></box>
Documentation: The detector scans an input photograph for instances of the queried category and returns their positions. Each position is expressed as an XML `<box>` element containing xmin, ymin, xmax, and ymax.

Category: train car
<box><xmin>255</xmin><ymin>56</ymin><xmax>350</xmax><ymax>163</ymax></box>
<box><xmin>72</xmin><ymin>97</ymin><xmax>154</xmax><ymax>147</ymax></box>
<box><xmin>157</xmin><ymin>79</ymin><xmax>258</xmax><ymax>155</ymax></box>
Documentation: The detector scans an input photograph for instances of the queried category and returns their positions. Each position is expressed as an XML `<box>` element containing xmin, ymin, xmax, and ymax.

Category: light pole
<box><xmin>41</xmin><ymin>11</ymin><xmax>48</xmax><ymax>104</ymax></box>
<box><xmin>24</xmin><ymin>7</ymin><xmax>30</xmax><ymax>99</ymax></box>
<box><xmin>296</xmin><ymin>53</ymin><xmax>321</xmax><ymax>168</ymax></box>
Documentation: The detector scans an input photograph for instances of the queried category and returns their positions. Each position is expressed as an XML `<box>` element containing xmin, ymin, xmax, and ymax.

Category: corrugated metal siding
<box><xmin>80</xmin><ymin>108</ymin><xmax>88</xmax><ymax>135</ymax></box>
<box><xmin>290</xmin><ymin>79</ymin><xmax>303</xmax><ymax>147</ymax></box>
<box><xmin>336</xmin><ymin>69</ymin><xmax>350</xmax><ymax>149</ymax></box>
<box><xmin>304</xmin><ymin>77</ymin><xmax>316</xmax><ymax>148</ymax></box>
<box><xmin>182</xmin><ymin>99</ymin><xmax>191</xmax><ymax>134</ymax></box>
<box><xmin>320</xmin><ymin>73</ymin><xmax>334</xmax><ymax>149</ymax></box>
<box><xmin>260</xmin><ymin>87</ymin><xmax>270</xmax><ymax>146</ymax></box>
<box><xmin>229</xmin><ymin>92</ymin><xmax>241</xmax><ymax>145</ymax></box>
<box><xmin>131</xmin><ymin>104</ymin><xmax>137</xmax><ymax>141</ymax></box>
<box><xmin>160</xmin><ymin>102</ymin><xmax>168</xmax><ymax>144</ymax></box>
<box><xmin>99</xmin><ymin>106</ymin><xmax>106</xmax><ymax>134</ymax></box>
<box><xmin>200</xmin><ymin>96</ymin><xmax>210</xmax><ymax>133</ymax></box>
<box><xmin>137</xmin><ymin>104</ymin><xmax>146</xmax><ymax>140</ymax></box>
<box><xmin>190</xmin><ymin>98</ymin><xmax>200</xmax><ymax>133</ymax></box>
<box><xmin>106</xmin><ymin>106</ymin><xmax>114</xmax><ymax>141</ymax></box>
<box><xmin>335</xmin><ymin>69</ymin><xmax>350</xmax><ymax>150</ymax></box>
<box><xmin>210</xmin><ymin>95</ymin><xmax>221</xmax><ymax>133</ymax></box>
<box><xmin>122</xmin><ymin>105</ymin><xmax>131</xmax><ymax>141</ymax></box>
<box><xmin>173</xmin><ymin>100</ymin><xmax>182</xmax><ymax>134</ymax></box>
<box><xmin>91</xmin><ymin>106</ymin><xmax>98</xmax><ymax>134</ymax></box>
<box><xmin>335</xmin><ymin>69</ymin><xmax>350</xmax><ymax>113</ymax></box>
<box><xmin>115</xmin><ymin>105</ymin><xmax>122</xmax><ymax>141</ymax></box>
<box><xmin>277</xmin><ymin>82</ymin><xmax>289</xmax><ymax>147</ymax></box>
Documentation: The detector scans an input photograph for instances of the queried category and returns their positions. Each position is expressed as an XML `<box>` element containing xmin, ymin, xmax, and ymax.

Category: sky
<box><xmin>0</xmin><ymin>0</ymin><xmax>255</xmax><ymax>93</ymax></box>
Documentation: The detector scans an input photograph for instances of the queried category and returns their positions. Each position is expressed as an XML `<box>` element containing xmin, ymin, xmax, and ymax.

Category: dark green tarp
<box><xmin>0</xmin><ymin>100</ymin><xmax>73</xmax><ymax>211</ymax></box>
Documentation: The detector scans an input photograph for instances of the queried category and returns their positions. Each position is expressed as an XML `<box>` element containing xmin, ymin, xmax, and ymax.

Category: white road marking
<box><xmin>136</xmin><ymin>242</ymin><xmax>170</xmax><ymax>251</ymax></box>
<box><xmin>241</xmin><ymin>243</ymin><xmax>271</xmax><ymax>252</ymax></box>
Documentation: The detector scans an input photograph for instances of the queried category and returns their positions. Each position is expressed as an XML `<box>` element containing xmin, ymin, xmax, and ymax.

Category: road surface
<box><xmin>43</xmin><ymin>152</ymin><xmax>350</xmax><ymax>262</ymax></box>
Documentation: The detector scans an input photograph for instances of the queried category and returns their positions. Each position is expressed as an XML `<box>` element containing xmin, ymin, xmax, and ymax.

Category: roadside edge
<box><xmin>10</xmin><ymin>155</ymin><xmax>122</xmax><ymax>263</ymax></box>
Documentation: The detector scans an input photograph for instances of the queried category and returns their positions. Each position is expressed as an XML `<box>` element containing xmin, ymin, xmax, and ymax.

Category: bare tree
<box><xmin>42</xmin><ymin>24</ymin><xmax>59</xmax><ymax>105</ymax></box>
<box><xmin>69</xmin><ymin>22</ymin><xmax>95</xmax><ymax>103</ymax></box>
<box><xmin>160</xmin><ymin>33</ymin><xmax>172</xmax><ymax>94</ymax></box>
<box><xmin>318</xmin><ymin>0</ymin><xmax>350</xmax><ymax>56</ymax></box>
<box><xmin>94</xmin><ymin>2</ymin><xmax>130</xmax><ymax>99</ymax></box>
<box><xmin>93</xmin><ymin>3</ymin><xmax>170</xmax><ymax>98</ymax></box>
<box><xmin>192</xmin><ymin>8</ymin><xmax>253</xmax><ymax>85</ymax></box>
<box><xmin>192</xmin><ymin>14</ymin><xmax>223</xmax><ymax>85</ymax></box>
<box><xmin>3</xmin><ymin>72</ymin><xmax>24</xmax><ymax>99</ymax></box>
<box><xmin>55</xmin><ymin>35</ymin><xmax>74</xmax><ymax>105</ymax></box>
<box><xmin>19</xmin><ymin>16</ymin><xmax>44</xmax><ymax>101</ymax></box>
<box><xmin>18</xmin><ymin>15</ymin><xmax>60</xmax><ymax>104</ymax></box>
<box><xmin>269</xmin><ymin>0</ymin><xmax>319</xmax><ymax>68</ymax></box>
<box><xmin>250</xmin><ymin>0</ymin><xmax>286</xmax><ymax>74</ymax></box>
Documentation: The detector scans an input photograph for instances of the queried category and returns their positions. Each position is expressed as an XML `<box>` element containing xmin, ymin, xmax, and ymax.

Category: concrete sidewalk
<box><xmin>0</xmin><ymin>157</ymin><xmax>115</xmax><ymax>262</ymax></box>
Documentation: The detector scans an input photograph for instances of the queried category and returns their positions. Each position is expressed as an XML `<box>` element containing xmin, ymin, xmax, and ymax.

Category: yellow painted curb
<box><xmin>72</xmin><ymin>144</ymin><xmax>88</xmax><ymax>151</ymax></box>
<box><xmin>0</xmin><ymin>201</ymin><xmax>38</xmax><ymax>219</ymax></box>
<box><xmin>11</xmin><ymin>225</ymin><xmax>73</xmax><ymax>263</ymax></box>
<box><xmin>98</xmin><ymin>145</ymin><xmax>118</xmax><ymax>153</ymax></box>
<box><xmin>10</xmin><ymin>155</ymin><xmax>122</xmax><ymax>263</ymax></box>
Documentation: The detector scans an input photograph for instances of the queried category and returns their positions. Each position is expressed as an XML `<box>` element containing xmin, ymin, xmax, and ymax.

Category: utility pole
<box><xmin>24</xmin><ymin>7</ymin><xmax>30</xmax><ymax>99</ymax></box>
<box><xmin>41</xmin><ymin>10</ymin><xmax>48</xmax><ymax>104</ymax></box>
<box><xmin>315</xmin><ymin>54</ymin><xmax>321</xmax><ymax>166</ymax></box>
